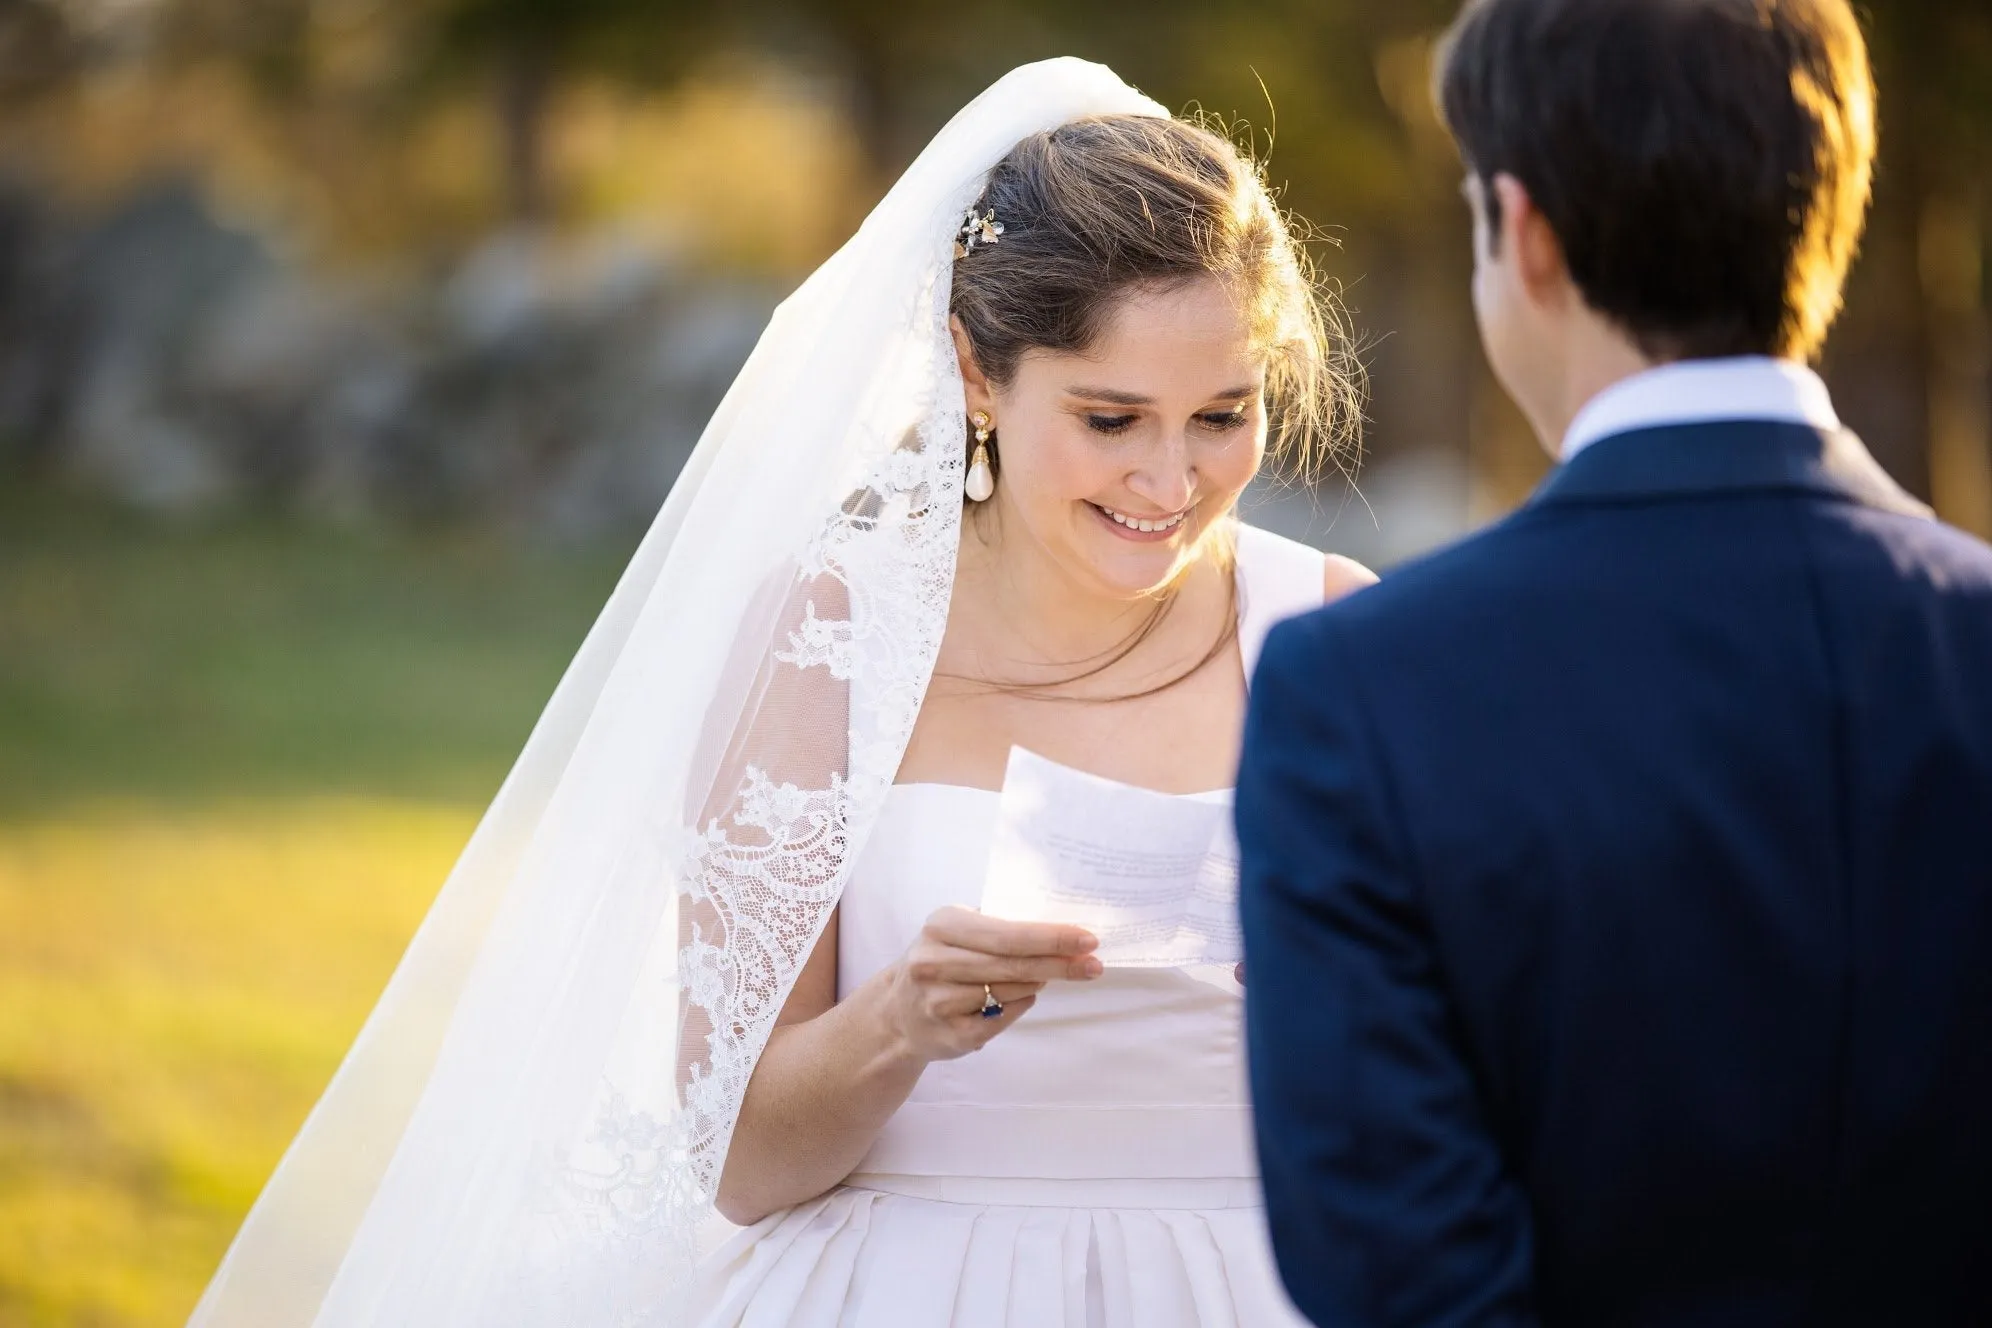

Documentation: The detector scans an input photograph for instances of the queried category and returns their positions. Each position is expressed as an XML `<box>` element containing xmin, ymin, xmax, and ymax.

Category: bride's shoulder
<box><xmin>1232</xmin><ymin>521</ymin><xmax>1377</xmax><ymax>607</ymax></box>
<box><xmin>1324</xmin><ymin>554</ymin><xmax>1378</xmax><ymax>604</ymax></box>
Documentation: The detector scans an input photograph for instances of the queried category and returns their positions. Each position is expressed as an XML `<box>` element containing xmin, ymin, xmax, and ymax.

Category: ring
<box><xmin>979</xmin><ymin>984</ymin><xmax>1004</xmax><ymax>1019</ymax></box>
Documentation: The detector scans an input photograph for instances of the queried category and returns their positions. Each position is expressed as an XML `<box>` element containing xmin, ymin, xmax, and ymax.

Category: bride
<box><xmin>190</xmin><ymin>58</ymin><xmax>1372</xmax><ymax>1328</ymax></box>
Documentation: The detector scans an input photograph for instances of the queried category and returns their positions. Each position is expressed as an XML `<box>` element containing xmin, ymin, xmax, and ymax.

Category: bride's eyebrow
<box><xmin>1065</xmin><ymin>385</ymin><xmax>1256</xmax><ymax>405</ymax></box>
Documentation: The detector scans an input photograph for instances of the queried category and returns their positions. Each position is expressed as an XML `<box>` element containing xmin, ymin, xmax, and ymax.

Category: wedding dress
<box><xmin>693</xmin><ymin>522</ymin><xmax>1326</xmax><ymax>1328</ymax></box>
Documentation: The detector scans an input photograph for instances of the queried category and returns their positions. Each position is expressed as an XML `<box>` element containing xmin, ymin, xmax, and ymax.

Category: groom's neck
<box><xmin>1526</xmin><ymin>309</ymin><xmax>1659</xmax><ymax>460</ymax></box>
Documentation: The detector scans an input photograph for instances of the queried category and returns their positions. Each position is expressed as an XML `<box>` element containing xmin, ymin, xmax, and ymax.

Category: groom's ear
<box><xmin>950</xmin><ymin>315</ymin><xmax>997</xmax><ymax>417</ymax></box>
<box><xmin>1490</xmin><ymin>173</ymin><xmax>1575</xmax><ymax>309</ymax></box>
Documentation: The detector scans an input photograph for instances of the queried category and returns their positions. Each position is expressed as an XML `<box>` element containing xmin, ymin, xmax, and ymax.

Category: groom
<box><xmin>1237</xmin><ymin>0</ymin><xmax>1992</xmax><ymax>1324</ymax></box>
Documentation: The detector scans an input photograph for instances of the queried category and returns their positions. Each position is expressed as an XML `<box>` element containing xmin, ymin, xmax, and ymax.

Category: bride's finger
<box><xmin>922</xmin><ymin>907</ymin><xmax>1098</xmax><ymax>961</ymax></box>
<box><xmin>912</xmin><ymin>945</ymin><xmax>1097</xmax><ymax>986</ymax></box>
<box><xmin>951</xmin><ymin>992</ymin><xmax>1038</xmax><ymax>1042</ymax></box>
<box><xmin>955</xmin><ymin>981</ymin><xmax>1042</xmax><ymax>1014</ymax></box>
<box><xmin>913</xmin><ymin>969</ymin><xmax>1041</xmax><ymax>1020</ymax></box>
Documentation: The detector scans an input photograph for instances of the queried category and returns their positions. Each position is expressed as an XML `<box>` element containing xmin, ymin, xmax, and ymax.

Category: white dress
<box><xmin>694</xmin><ymin>524</ymin><xmax>1326</xmax><ymax>1328</ymax></box>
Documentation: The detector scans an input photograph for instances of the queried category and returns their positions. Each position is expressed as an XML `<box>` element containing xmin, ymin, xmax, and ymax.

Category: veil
<box><xmin>187</xmin><ymin>58</ymin><xmax>1169</xmax><ymax>1328</ymax></box>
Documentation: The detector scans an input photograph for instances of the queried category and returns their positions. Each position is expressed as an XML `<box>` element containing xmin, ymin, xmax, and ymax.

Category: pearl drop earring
<box><xmin>966</xmin><ymin>411</ymin><xmax>996</xmax><ymax>502</ymax></box>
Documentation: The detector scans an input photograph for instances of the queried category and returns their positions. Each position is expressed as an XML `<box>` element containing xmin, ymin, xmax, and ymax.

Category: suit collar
<box><xmin>1560</xmin><ymin>357</ymin><xmax>1839</xmax><ymax>461</ymax></box>
<box><xmin>1530</xmin><ymin>420</ymin><xmax>1933</xmax><ymax>520</ymax></box>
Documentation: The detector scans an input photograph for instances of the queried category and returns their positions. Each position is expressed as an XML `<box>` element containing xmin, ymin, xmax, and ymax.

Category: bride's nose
<box><xmin>1125</xmin><ymin>433</ymin><xmax>1196</xmax><ymax>512</ymax></box>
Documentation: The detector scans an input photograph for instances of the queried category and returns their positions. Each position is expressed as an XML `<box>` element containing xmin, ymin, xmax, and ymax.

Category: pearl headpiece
<box><xmin>954</xmin><ymin>206</ymin><xmax>1004</xmax><ymax>258</ymax></box>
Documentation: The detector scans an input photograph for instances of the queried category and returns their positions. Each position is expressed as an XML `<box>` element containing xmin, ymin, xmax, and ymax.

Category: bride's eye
<box><xmin>1197</xmin><ymin>407</ymin><xmax>1250</xmax><ymax>433</ymax></box>
<box><xmin>1085</xmin><ymin>413</ymin><xmax>1139</xmax><ymax>436</ymax></box>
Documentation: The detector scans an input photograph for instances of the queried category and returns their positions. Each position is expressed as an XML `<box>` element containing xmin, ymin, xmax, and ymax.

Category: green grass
<box><xmin>0</xmin><ymin>492</ymin><xmax>633</xmax><ymax>1327</ymax></box>
<box><xmin>0</xmin><ymin>495</ymin><xmax>630</xmax><ymax>813</ymax></box>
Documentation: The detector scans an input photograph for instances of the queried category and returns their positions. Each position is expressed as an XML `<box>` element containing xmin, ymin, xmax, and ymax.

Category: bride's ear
<box><xmin>950</xmin><ymin>315</ymin><xmax>997</xmax><ymax>418</ymax></box>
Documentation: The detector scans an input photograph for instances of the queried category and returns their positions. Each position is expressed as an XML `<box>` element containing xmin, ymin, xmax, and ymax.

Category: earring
<box><xmin>966</xmin><ymin>411</ymin><xmax>996</xmax><ymax>502</ymax></box>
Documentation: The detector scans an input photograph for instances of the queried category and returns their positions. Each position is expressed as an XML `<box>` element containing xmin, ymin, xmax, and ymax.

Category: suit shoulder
<box><xmin>1257</xmin><ymin>511</ymin><xmax>1562</xmax><ymax>707</ymax></box>
<box><xmin>1822</xmin><ymin>503</ymin><xmax>1992</xmax><ymax>596</ymax></box>
<box><xmin>1256</xmin><ymin>522</ymin><xmax>1500</xmax><ymax>665</ymax></box>
<box><xmin>1321</xmin><ymin>510</ymin><xmax>1551</xmax><ymax>628</ymax></box>
<box><xmin>1905</xmin><ymin>513</ymin><xmax>1992</xmax><ymax>585</ymax></box>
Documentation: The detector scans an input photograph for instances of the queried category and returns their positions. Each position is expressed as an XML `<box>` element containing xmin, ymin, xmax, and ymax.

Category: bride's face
<box><xmin>965</xmin><ymin>277</ymin><xmax>1268</xmax><ymax>599</ymax></box>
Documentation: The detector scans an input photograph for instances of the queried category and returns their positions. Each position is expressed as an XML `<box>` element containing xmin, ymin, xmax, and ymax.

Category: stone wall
<box><xmin>0</xmin><ymin>175</ymin><xmax>775</xmax><ymax>539</ymax></box>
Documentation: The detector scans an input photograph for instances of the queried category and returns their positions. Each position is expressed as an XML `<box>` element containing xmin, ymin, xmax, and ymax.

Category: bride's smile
<box><xmin>1086</xmin><ymin>501</ymin><xmax>1190</xmax><ymax>538</ymax></box>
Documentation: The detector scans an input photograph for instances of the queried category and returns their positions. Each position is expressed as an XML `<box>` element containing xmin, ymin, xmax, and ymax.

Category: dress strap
<box><xmin>1233</xmin><ymin>521</ymin><xmax>1328</xmax><ymax>683</ymax></box>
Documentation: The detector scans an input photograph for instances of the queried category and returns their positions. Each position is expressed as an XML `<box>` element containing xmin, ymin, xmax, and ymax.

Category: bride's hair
<box><xmin>950</xmin><ymin>113</ymin><xmax>1361</xmax><ymax>484</ymax></box>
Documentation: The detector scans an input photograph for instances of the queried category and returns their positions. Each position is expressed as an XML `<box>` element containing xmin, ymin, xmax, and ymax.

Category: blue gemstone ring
<box><xmin>979</xmin><ymin>985</ymin><xmax>1004</xmax><ymax>1019</ymax></box>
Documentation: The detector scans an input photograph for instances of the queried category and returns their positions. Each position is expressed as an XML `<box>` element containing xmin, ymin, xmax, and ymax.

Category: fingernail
<box><xmin>1076</xmin><ymin>933</ymin><xmax>1099</xmax><ymax>952</ymax></box>
<box><xmin>1079</xmin><ymin>957</ymin><xmax>1104</xmax><ymax>979</ymax></box>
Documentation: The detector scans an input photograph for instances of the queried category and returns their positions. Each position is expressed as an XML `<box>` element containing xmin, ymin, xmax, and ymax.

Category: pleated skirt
<box><xmin>692</xmin><ymin>1175</ymin><xmax>1308</xmax><ymax>1328</ymax></box>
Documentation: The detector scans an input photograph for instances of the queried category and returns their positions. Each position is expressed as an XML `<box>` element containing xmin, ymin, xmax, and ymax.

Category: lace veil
<box><xmin>185</xmin><ymin>59</ymin><xmax>1168</xmax><ymax>1328</ymax></box>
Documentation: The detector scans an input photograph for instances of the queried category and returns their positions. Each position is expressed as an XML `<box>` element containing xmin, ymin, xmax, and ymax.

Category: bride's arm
<box><xmin>716</xmin><ymin>906</ymin><xmax>1099</xmax><ymax>1226</ymax></box>
<box><xmin>710</xmin><ymin>909</ymin><xmax>913</xmax><ymax>1225</ymax></box>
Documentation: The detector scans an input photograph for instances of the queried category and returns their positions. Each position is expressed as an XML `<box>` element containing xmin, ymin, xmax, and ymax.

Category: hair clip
<box><xmin>954</xmin><ymin>207</ymin><xmax>1004</xmax><ymax>258</ymax></box>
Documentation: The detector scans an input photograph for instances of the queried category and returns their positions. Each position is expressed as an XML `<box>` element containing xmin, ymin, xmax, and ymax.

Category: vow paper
<box><xmin>979</xmin><ymin>746</ymin><xmax>1242</xmax><ymax>968</ymax></box>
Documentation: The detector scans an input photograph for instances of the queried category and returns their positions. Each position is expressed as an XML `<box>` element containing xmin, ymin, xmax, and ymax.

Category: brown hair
<box><xmin>950</xmin><ymin>114</ymin><xmax>1360</xmax><ymax>487</ymax></box>
<box><xmin>943</xmin><ymin>114</ymin><xmax>1357</xmax><ymax>700</ymax></box>
<box><xmin>1436</xmin><ymin>0</ymin><xmax>1877</xmax><ymax>362</ymax></box>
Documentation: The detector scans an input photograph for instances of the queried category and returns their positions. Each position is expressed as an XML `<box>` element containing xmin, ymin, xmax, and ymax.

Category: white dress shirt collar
<box><xmin>1561</xmin><ymin>356</ymin><xmax>1841</xmax><ymax>461</ymax></box>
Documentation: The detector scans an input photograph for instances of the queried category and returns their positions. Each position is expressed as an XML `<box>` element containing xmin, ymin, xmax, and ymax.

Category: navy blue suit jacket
<box><xmin>1237</xmin><ymin>421</ymin><xmax>1992</xmax><ymax>1327</ymax></box>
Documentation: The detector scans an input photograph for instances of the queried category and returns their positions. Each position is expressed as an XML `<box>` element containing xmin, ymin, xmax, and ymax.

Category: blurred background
<box><xmin>0</xmin><ymin>1</ymin><xmax>1986</xmax><ymax>1322</ymax></box>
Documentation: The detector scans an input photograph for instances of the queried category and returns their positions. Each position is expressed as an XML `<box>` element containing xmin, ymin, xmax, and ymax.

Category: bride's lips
<box><xmin>1087</xmin><ymin>501</ymin><xmax>1193</xmax><ymax>543</ymax></box>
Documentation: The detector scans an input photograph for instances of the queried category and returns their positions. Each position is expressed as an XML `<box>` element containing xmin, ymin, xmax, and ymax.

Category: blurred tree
<box><xmin>426</xmin><ymin>0</ymin><xmax>733</xmax><ymax>222</ymax></box>
<box><xmin>1830</xmin><ymin>0</ymin><xmax>1992</xmax><ymax>529</ymax></box>
<box><xmin>772</xmin><ymin>0</ymin><xmax>976</xmax><ymax>183</ymax></box>
<box><xmin>145</xmin><ymin>0</ymin><xmax>738</xmax><ymax>226</ymax></box>
<box><xmin>0</xmin><ymin>0</ymin><xmax>81</xmax><ymax>107</ymax></box>
<box><xmin>152</xmin><ymin>0</ymin><xmax>314</xmax><ymax>95</ymax></box>
<box><xmin>1886</xmin><ymin>0</ymin><xmax>1991</xmax><ymax>533</ymax></box>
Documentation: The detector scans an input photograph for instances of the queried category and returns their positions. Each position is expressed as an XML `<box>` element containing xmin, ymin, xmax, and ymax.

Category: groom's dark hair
<box><xmin>1436</xmin><ymin>0</ymin><xmax>1876</xmax><ymax>362</ymax></box>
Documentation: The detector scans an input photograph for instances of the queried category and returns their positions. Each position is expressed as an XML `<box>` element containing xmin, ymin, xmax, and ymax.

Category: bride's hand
<box><xmin>882</xmin><ymin>906</ymin><xmax>1101</xmax><ymax>1062</ymax></box>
